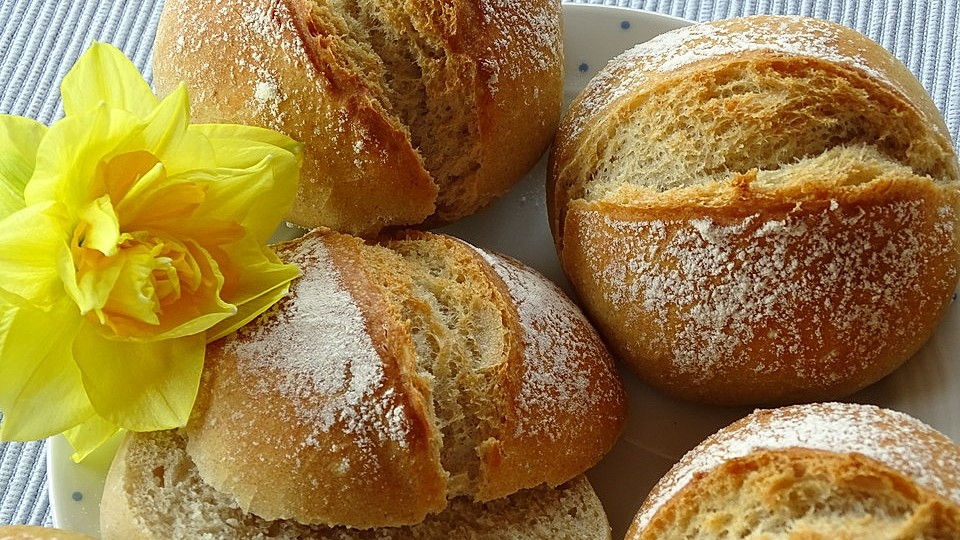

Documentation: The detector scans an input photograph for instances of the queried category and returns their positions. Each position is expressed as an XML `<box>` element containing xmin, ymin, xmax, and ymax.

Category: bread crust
<box><xmin>626</xmin><ymin>403</ymin><xmax>960</xmax><ymax>539</ymax></box>
<box><xmin>548</xmin><ymin>15</ymin><xmax>960</xmax><ymax>405</ymax></box>
<box><xmin>153</xmin><ymin>0</ymin><xmax>562</xmax><ymax>236</ymax></box>
<box><xmin>184</xmin><ymin>228</ymin><xmax>626</xmax><ymax>528</ymax></box>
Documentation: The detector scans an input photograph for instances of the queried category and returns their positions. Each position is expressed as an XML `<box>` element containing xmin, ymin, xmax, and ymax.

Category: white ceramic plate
<box><xmin>49</xmin><ymin>4</ymin><xmax>960</xmax><ymax>539</ymax></box>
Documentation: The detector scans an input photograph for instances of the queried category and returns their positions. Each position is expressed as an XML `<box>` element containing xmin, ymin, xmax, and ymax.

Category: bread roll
<box><xmin>0</xmin><ymin>526</ymin><xmax>95</xmax><ymax>540</ymax></box>
<box><xmin>153</xmin><ymin>0</ymin><xmax>563</xmax><ymax>236</ymax></box>
<box><xmin>627</xmin><ymin>402</ymin><xmax>960</xmax><ymax>539</ymax></box>
<box><xmin>99</xmin><ymin>430</ymin><xmax>612</xmax><ymax>540</ymax></box>
<box><xmin>548</xmin><ymin>15</ymin><xmax>960</xmax><ymax>404</ymax></box>
<box><xmin>183</xmin><ymin>228</ymin><xmax>626</xmax><ymax>528</ymax></box>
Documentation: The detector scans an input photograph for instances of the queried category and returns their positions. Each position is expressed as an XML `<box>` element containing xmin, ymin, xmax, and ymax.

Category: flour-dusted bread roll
<box><xmin>153</xmin><ymin>0</ymin><xmax>563</xmax><ymax>236</ymax></box>
<box><xmin>626</xmin><ymin>402</ymin><xmax>960</xmax><ymax>539</ymax></box>
<box><xmin>100</xmin><ymin>430</ymin><xmax>612</xmax><ymax>540</ymax></box>
<box><xmin>548</xmin><ymin>15</ymin><xmax>960</xmax><ymax>405</ymax></box>
<box><xmin>181</xmin><ymin>228</ymin><xmax>626</xmax><ymax>529</ymax></box>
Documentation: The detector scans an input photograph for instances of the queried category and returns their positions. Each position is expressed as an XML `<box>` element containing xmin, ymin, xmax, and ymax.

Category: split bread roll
<box><xmin>548</xmin><ymin>15</ymin><xmax>960</xmax><ymax>405</ymax></box>
<box><xmin>627</xmin><ymin>402</ymin><xmax>960</xmax><ymax>539</ymax></box>
<box><xmin>153</xmin><ymin>0</ymin><xmax>563</xmax><ymax>236</ymax></box>
<box><xmin>182</xmin><ymin>228</ymin><xmax>626</xmax><ymax>529</ymax></box>
<box><xmin>100</xmin><ymin>430</ymin><xmax>612</xmax><ymax>540</ymax></box>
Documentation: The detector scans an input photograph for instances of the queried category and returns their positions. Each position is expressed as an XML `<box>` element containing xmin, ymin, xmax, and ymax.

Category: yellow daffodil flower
<box><xmin>0</xmin><ymin>42</ymin><xmax>303</xmax><ymax>460</ymax></box>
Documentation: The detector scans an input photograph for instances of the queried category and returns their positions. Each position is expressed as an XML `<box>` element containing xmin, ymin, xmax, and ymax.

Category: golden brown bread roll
<box><xmin>626</xmin><ymin>402</ymin><xmax>960</xmax><ymax>539</ymax></box>
<box><xmin>548</xmin><ymin>15</ymin><xmax>960</xmax><ymax>405</ymax></box>
<box><xmin>153</xmin><ymin>0</ymin><xmax>563</xmax><ymax>236</ymax></box>
<box><xmin>183</xmin><ymin>228</ymin><xmax>627</xmax><ymax>529</ymax></box>
<box><xmin>99</xmin><ymin>430</ymin><xmax>613</xmax><ymax>539</ymax></box>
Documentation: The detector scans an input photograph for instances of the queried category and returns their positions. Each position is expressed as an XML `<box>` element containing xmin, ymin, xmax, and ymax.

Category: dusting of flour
<box><xmin>575</xmin><ymin>198</ymin><xmax>956</xmax><ymax>385</ymax></box>
<box><xmin>220</xmin><ymin>234</ymin><xmax>411</xmax><ymax>463</ymax></box>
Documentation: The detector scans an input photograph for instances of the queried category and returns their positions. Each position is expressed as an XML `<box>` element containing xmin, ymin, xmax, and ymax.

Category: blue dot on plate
<box><xmin>621</xmin><ymin>20</ymin><xmax>631</xmax><ymax>30</ymax></box>
<box><xmin>578</xmin><ymin>62</ymin><xmax>589</xmax><ymax>73</ymax></box>
<box><xmin>72</xmin><ymin>491</ymin><xmax>83</xmax><ymax>502</ymax></box>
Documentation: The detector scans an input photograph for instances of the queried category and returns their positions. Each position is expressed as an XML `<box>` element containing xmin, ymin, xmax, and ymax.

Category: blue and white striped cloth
<box><xmin>2</xmin><ymin>0</ymin><xmax>959</xmax><ymax>529</ymax></box>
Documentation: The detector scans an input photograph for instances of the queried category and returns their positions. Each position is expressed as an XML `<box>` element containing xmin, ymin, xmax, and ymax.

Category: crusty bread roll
<box><xmin>153</xmin><ymin>0</ymin><xmax>563</xmax><ymax>236</ymax></box>
<box><xmin>548</xmin><ymin>15</ymin><xmax>960</xmax><ymax>405</ymax></box>
<box><xmin>182</xmin><ymin>227</ymin><xmax>626</xmax><ymax>528</ymax></box>
<box><xmin>626</xmin><ymin>402</ymin><xmax>960</xmax><ymax>539</ymax></box>
<box><xmin>99</xmin><ymin>429</ymin><xmax>612</xmax><ymax>540</ymax></box>
<box><xmin>0</xmin><ymin>526</ymin><xmax>95</xmax><ymax>540</ymax></box>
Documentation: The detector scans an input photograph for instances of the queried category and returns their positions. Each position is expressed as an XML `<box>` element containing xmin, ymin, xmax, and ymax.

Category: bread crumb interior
<box><xmin>584</xmin><ymin>60</ymin><xmax>956</xmax><ymax>202</ymax></box>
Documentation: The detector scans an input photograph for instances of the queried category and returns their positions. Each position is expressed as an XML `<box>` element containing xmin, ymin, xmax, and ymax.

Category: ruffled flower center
<box><xmin>69</xmin><ymin>150</ymin><xmax>206</xmax><ymax>338</ymax></box>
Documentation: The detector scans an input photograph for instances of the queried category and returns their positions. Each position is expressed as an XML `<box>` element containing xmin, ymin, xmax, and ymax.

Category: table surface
<box><xmin>2</xmin><ymin>0</ymin><xmax>959</xmax><ymax>532</ymax></box>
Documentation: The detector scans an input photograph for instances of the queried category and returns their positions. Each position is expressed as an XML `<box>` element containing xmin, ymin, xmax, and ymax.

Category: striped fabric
<box><xmin>1</xmin><ymin>0</ymin><xmax>958</xmax><ymax>528</ymax></box>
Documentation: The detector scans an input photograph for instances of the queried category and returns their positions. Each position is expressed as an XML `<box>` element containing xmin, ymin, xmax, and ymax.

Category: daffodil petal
<box><xmin>62</xmin><ymin>415</ymin><xmax>122</xmax><ymax>463</ymax></box>
<box><xmin>154</xmin><ymin>122</ymin><xmax>215</xmax><ymax>178</ymax></box>
<box><xmin>77</xmin><ymin>195</ymin><xmax>121</xmax><ymax>256</ymax></box>
<box><xmin>189</xmin><ymin>123</ymin><xmax>302</xmax><ymax>240</ymax></box>
<box><xmin>73</xmin><ymin>326</ymin><xmax>203</xmax><ymax>432</ymax></box>
<box><xmin>140</xmin><ymin>83</ymin><xmax>190</xmax><ymax>161</ymax></box>
<box><xmin>94</xmin><ymin>244</ymin><xmax>163</xmax><ymax>327</ymax></box>
<box><xmin>206</xmin><ymin>238</ymin><xmax>299</xmax><ymax>341</ymax></box>
<box><xmin>27</xmin><ymin>104</ymin><xmax>142</xmax><ymax>209</ymax></box>
<box><xmin>114</xmin><ymin>174</ymin><xmax>211</xmax><ymax>234</ymax></box>
<box><xmin>220</xmin><ymin>237</ymin><xmax>300</xmax><ymax>306</ymax></box>
<box><xmin>207</xmin><ymin>278</ymin><xmax>292</xmax><ymax>342</ymax></box>
<box><xmin>0</xmin><ymin>115</ymin><xmax>46</xmax><ymax>218</ymax></box>
<box><xmin>222</xmin><ymin>154</ymin><xmax>300</xmax><ymax>242</ymax></box>
<box><xmin>61</xmin><ymin>42</ymin><xmax>157</xmax><ymax>119</ymax></box>
<box><xmin>0</xmin><ymin>202</ymin><xmax>71</xmax><ymax>308</ymax></box>
<box><xmin>190</xmin><ymin>123</ymin><xmax>302</xmax><ymax>169</ymax></box>
<box><xmin>63</xmin><ymin>242</ymin><xmax>124</xmax><ymax>317</ymax></box>
<box><xmin>156</xmin><ymin>156</ymin><xmax>296</xmax><ymax>246</ymax></box>
<box><xmin>0</xmin><ymin>298</ymin><xmax>93</xmax><ymax>442</ymax></box>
